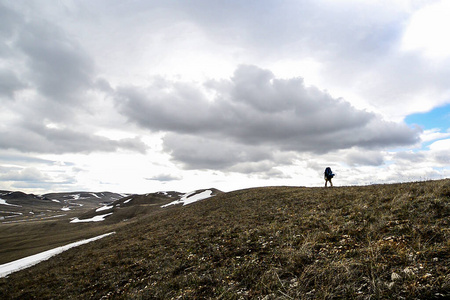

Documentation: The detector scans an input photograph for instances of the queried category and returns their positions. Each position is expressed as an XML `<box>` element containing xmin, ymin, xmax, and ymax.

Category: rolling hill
<box><xmin>0</xmin><ymin>188</ymin><xmax>222</xmax><ymax>264</ymax></box>
<box><xmin>0</xmin><ymin>191</ymin><xmax>127</xmax><ymax>224</ymax></box>
<box><xmin>0</xmin><ymin>181</ymin><xmax>449</xmax><ymax>299</ymax></box>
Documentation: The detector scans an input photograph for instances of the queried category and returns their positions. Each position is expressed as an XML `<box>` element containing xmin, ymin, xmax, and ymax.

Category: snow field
<box><xmin>0</xmin><ymin>232</ymin><xmax>116</xmax><ymax>278</ymax></box>
<box><xmin>161</xmin><ymin>190</ymin><xmax>213</xmax><ymax>208</ymax></box>
<box><xmin>95</xmin><ymin>205</ymin><xmax>113</xmax><ymax>212</ymax></box>
<box><xmin>70</xmin><ymin>213</ymin><xmax>113</xmax><ymax>223</ymax></box>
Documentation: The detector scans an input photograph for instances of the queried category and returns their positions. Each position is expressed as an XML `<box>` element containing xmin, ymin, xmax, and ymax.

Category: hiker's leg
<box><xmin>330</xmin><ymin>179</ymin><xmax>333</xmax><ymax>187</ymax></box>
<box><xmin>325</xmin><ymin>179</ymin><xmax>328</xmax><ymax>187</ymax></box>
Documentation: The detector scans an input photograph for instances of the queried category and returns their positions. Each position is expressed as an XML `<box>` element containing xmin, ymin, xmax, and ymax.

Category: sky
<box><xmin>1</xmin><ymin>0</ymin><xmax>449</xmax><ymax>194</ymax></box>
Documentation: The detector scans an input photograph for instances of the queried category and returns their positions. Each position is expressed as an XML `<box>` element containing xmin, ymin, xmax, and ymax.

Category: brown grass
<box><xmin>1</xmin><ymin>180</ymin><xmax>449</xmax><ymax>299</ymax></box>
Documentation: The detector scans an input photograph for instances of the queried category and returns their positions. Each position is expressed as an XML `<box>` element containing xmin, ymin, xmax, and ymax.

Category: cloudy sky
<box><xmin>1</xmin><ymin>0</ymin><xmax>449</xmax><ymax>194</ymax></box>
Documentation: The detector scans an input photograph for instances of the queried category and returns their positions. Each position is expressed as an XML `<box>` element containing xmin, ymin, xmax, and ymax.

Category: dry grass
<box><xmin>1</xmin><ymin>179</ymin><xmax>449</xmax><ymax>299</ymax></box>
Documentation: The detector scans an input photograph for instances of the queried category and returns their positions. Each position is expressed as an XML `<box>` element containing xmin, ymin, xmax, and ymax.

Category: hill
<box><xmin>0</xmin><ymin>191</ymin><xmax>127</xmax><ymax>224</ymax></box>
<box><xmin>0</xmin><ymin>180</ymin><xmax>449</xmax><ymax>299</ymax></box>
<box><xmin>0</xmin><ymin>189</ymin><xmax>221</xmax><ymax>264</ymax></box>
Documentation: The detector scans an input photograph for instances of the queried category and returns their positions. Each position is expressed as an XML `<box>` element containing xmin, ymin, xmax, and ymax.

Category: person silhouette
<box><xmin>324</xmin><ymin>167</ymin><xmax>334</xmax><ymax>187</ymax></box>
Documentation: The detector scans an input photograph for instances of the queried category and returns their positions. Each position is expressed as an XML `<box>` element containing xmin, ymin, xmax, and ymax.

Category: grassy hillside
<box><xmin>0</xmin><ymin>191</ymin><xmax>186</xmax><ymax>264</ymax></box>
<box><xmin>1</xmin><ymin>180</ymin><xmax>449</xmax><ymax>299</ymax></box>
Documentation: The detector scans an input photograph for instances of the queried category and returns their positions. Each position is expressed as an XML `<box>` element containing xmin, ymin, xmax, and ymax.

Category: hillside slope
<box><xmin>0</xmin><ymin>191</ymin><xmax>126</xmax><ymax>224</ymax></box>
<box><xmin>1</xmin><ymin>180</ymin><xmax>449</xmax><ymax>299</ymax></box>
<box><xmin>0</xmin><ymin>189</ymin><xmax>220</xmax><ymax>264</ymax></box>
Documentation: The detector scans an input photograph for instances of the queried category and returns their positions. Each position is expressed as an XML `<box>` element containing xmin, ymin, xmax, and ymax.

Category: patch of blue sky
<box><xmin>404</xmin><ymin>104</ymin><xmax>450</xmax><ymax>150</ymax></box>
<box><xmin>405</xmin><ymin>103</ymin><xmax>450</xmax><ymax>131</ymax></box>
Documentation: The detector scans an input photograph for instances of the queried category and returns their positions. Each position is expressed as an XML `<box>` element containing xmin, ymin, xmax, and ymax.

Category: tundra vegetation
<box><xmin>0</xmin><ymin>180</ymin><xmax>449</xmax><ymax>299</ymax></box>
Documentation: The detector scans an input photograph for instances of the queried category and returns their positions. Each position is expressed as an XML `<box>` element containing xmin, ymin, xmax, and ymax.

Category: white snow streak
<box><xmin>70</xmin><ymin>213</ymin><xmax>113</xmax><ymax>223</ymax></box>
<box><xmin>0</xmin><ymin>198</ymin><xmax>22</xmax><ymax>207</ymax></box>
<box><xmin>0</xmin><ymin>232</ymin><xmax>115</xmax><ymax>278</ymax></box>
<box><xmin>95</xmin><ymin>205</ymin><xmax>113</xmax><ymax>212</ymax></box>
<box><xmin>161</xmin><ymin>190</ymin><xmax>213</xmax><ymax>207</ymax></box>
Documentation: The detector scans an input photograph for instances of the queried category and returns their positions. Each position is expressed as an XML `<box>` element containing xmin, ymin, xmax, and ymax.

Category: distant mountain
<box><xmin>43</xmin><ymin>191</ymin><xmax>128</xmax><ymax>210</ymax></box>
<box><xmin>0</xmin><ymin>191</ymin><xmax>54</xmax><ymax>205</ymax></box>
<box><xmin>0</xmin><ymin>188</ymin><xmax>223</xmax><ymax>224</ymax></box>
<box><xmin>69</xmin><ymin>188</ymin><xmax>223</xmax><ymax>224</ymax></box>
<box><xmin>0</xmin><ymin>190</ymin><xmax>128</xmax><ymax>223</ymax></box>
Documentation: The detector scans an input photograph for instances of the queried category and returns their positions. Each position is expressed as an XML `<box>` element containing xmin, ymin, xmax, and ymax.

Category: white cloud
<box><xmin>116</xmin><ymin>65</ymin><xmax>420</xmax><ymax>171</ymax></box>
<box><xmin>145</xmin><ymin>173</ymin><xmax>182</xmax><ymax>182</ymax></box>
<box><xmin>429</xmin><ymin>139</ymin><xmax>450</xmax><ymax>151</ymax></box>
<box><xmin>420</xmin><ymin>129</ymin><xmax>450</xmax><ymax>143</ymax></box>
<box><xmin>401</xmin><ymin>0</ymin><xmax>450</xmax><ymax>60</ymax></box>
<box><xmin>0</xmin><ymin>167</ymin><xmax>49</xmax><ymax>182</ymax></box>
<box><xmin>429</xmin><ymin>139</ymin><xmax>450</xmax><ymax>165</ymax></box>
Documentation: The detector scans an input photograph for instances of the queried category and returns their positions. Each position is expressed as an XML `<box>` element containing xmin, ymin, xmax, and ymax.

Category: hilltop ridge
<box><xmin>0</xmin><ymin>180</ymin><xmax>449</xmax><ymax>299</ymax></box>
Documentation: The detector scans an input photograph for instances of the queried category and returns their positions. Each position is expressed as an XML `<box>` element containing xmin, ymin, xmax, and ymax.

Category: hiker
<box><xmin>324</xmin><ymin>167</ymin><xmax>334</xmax><ymax>187</ymax></box>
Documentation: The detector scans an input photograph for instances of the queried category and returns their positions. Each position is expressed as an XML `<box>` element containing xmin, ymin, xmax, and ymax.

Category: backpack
<box><xmin>325</xmin><ymin>167</ymin><xmax>334</xmax><ymax>178</ymax></box>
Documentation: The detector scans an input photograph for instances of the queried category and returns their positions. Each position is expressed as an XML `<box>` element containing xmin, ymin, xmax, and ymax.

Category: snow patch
<box><xmin>123</xmin><ymin>198</ymin><xmax>132</xmax><ymax>204</ymax></box>
<box><xmin>61</xmin><ymin>207</ymin><xmax>71</xmax><ymax>211</ymax></box>
<box><xmin>157</xmin><ymin>191</ymin><xmax>173</xmax><ymax>197</ymax></box>
<box><xmin>0</xmin><ymin>232</ymin><xmax>115</xmax><ymax>278</ymax></box>
<box><xmin>70</xmin><ymin>213</ymin><xmax>113</xmax><ymax>223</ymax></box>
<box><xmin>161</xmin><ymin>190</ymin><xmax>213</xmax><ymax>208</ymax></box>
<box><xmin>96</xmin><ymin>205</ymin><xmax>113</xmax><ymax>212</ymax></box>
<box><xmin>0</xmin><ymin>198</ymin><xmax>22</xmax><ymax>207</ymax></box>
<box><xmin>51</xmin><ymin>199</ymin><xmax>60</xmax><ymax>203</ymax></box>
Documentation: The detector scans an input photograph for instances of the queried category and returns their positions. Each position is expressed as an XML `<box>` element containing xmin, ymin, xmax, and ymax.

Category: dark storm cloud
<box><xmin>117</xmin><ymin>65</ymin><xmax>421</xmax><ymax>169</ymax></box>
